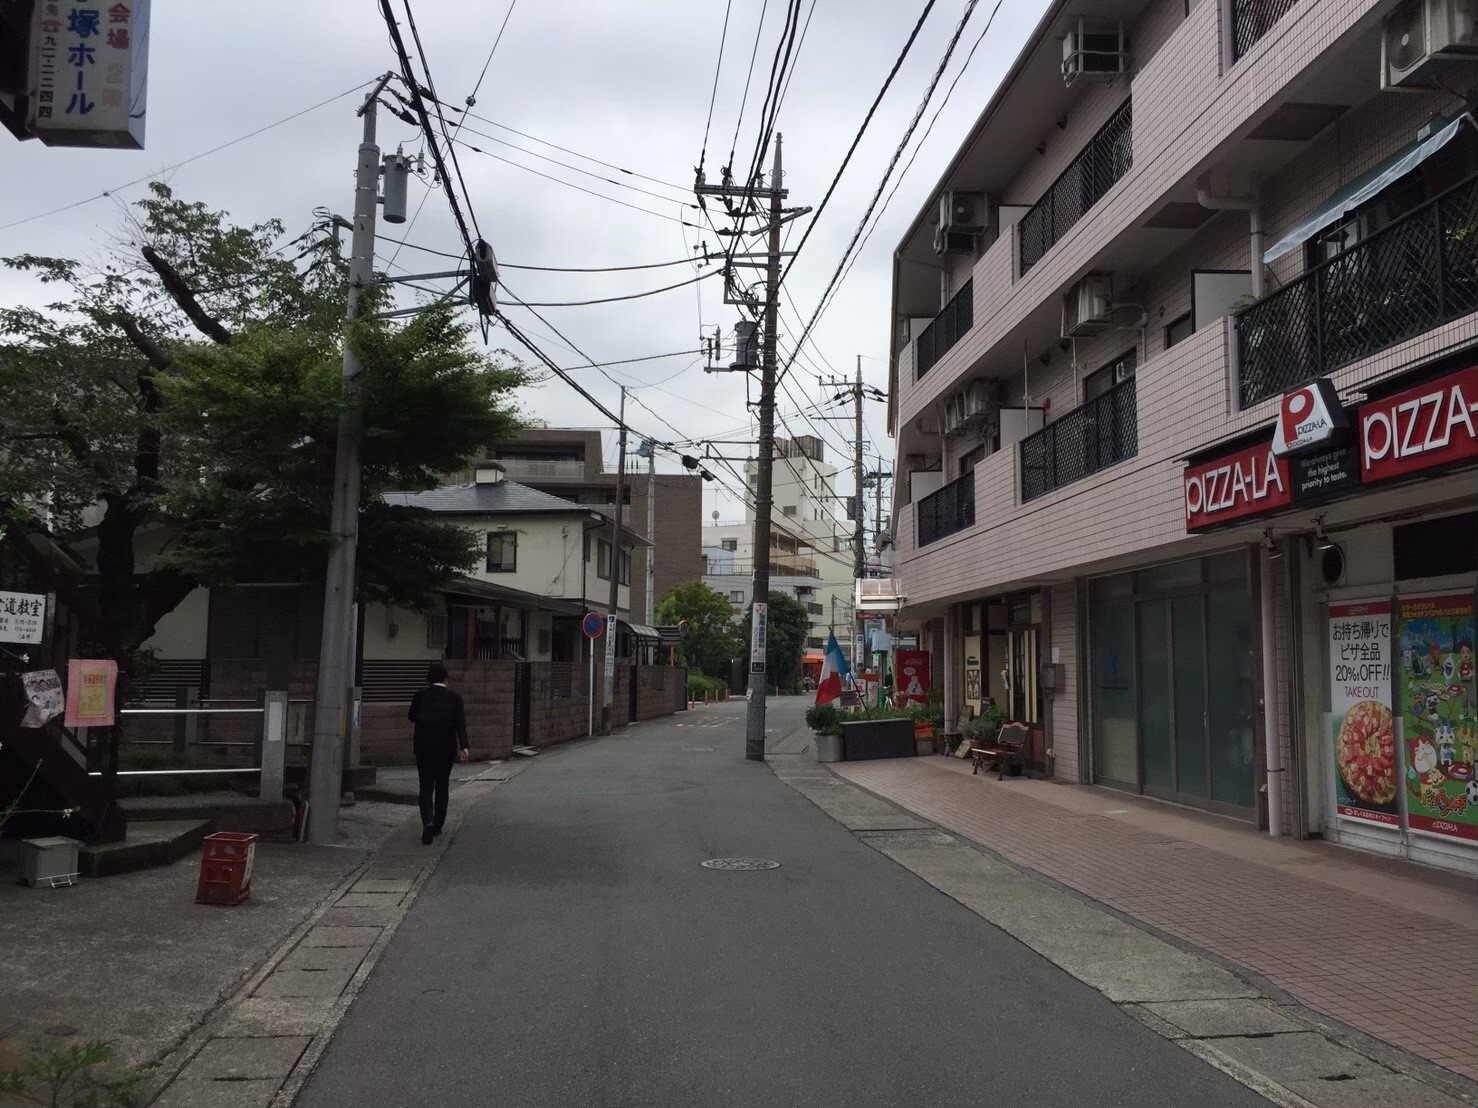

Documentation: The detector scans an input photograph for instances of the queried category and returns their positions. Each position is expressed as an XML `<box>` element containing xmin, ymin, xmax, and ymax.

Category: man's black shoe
<box><xmin>433</xmin><ymin>827</ymin><xmax>445</xmax><ymax>838</ymax></box>
<box><xmin>421</xmin><ymin>826</ymin><xmax>434</xmax><ymax>845</ymax></box>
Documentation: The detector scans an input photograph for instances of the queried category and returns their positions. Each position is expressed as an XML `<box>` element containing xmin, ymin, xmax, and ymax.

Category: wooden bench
<box><xmin>968</xmin><ymin>722</ymin><xmax>1030</xmax><ymax>779</ymax></box>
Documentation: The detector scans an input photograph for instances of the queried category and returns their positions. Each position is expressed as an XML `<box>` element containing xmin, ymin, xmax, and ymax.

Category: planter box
<box><xmin>814</xmin><ymin>732</ymin><xmax>843</xmax><ymax>763</ymax></box>
<box><xmin>840</xmin><ymin>718</ymin><xmax>916</xmax><ymax>761</ymax></box>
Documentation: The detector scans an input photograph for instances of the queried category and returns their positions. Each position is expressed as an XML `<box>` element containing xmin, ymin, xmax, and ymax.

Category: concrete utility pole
<box><xmin>306</xmin><ymin>77</ymin><xmax>391</xmax><ymax>845</ymax></box>
<box><xmin>645</xmin><ymin>442</ymin><xmax>656</xmax><ymax>625</ymax></box>
<box><xmin>853</xmin><ymin>356</ymin><xmax>865</xmax><ymax>580</ymax></box>
<box><xmin>602</xmin><ymin>388</ymin><xmax>628</xmax><ymax>733</ymax></box>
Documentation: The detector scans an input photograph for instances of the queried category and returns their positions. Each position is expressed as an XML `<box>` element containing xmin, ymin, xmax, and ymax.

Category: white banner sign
<box><xmin>749</xmin><ymin>601</ymin><xmax>767</xmax><ymax>674</ymax></box>
<box><xmin>0</xmin><ymin>591</ymin><xmax>47</xmax><ymax>644</ymax></box>
<box><xmin>28</xmin><ymin>1</ymin><xmax>151</xmax><ymax>149</ymax></box>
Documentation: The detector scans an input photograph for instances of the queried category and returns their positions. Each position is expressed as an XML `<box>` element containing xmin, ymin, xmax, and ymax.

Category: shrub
<box><xmin>805</xmin><ymin>704</ymin><xmax>841</xmax><ymax>735</ymax></box>
<box><xmin>961</xmin><ymin>704</ymin><xmax>1008</xmax><ymax>742</ymax></box>
<box><xmin>687</xmin><ymin>673</ymin><xmax>728</xmax><ymax>699</ymax></box>
<box><xmin>0</xmin><ymin>1039</ymin><xmax>149</xmax><ymax>1107</ymax></box>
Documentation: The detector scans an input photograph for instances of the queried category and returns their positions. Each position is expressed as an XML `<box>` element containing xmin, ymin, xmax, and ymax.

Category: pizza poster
<box><xmin>1397</xmin><ymin>593</ymin><xmax>1477</xmax><ymax>843</ymax></box>
<box><xmin>1328</xmin><ymin>602</ymin><xmax>1396</xmax><ymax>827</ymax></box>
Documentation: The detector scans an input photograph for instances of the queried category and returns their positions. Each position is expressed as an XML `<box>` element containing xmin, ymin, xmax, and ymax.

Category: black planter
<box><xmin>840</xmin><ymin>718</ymin><xmax>916</xmax><ymax>761</ymax></box>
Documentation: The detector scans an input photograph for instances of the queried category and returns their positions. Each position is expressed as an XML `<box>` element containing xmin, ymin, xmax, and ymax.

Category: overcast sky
<box><xmin>1</xmin><ymin>0</ymin><xmax>1048</xmax><ymax>520</ymax></box>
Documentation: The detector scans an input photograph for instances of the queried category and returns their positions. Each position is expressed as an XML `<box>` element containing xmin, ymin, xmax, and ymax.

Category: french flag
<box><xmin>815</xmin><ymin>630</ymin><xmax>851</xmax><ymax>706</ymax></box>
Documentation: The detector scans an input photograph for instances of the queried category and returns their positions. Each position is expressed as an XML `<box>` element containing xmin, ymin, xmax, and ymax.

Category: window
<box><xmin>729</xmin><ymin>590</ymin><xmax>746</xmax><ymax>604</ymax></box>
<box><xmin>721</xmin><ymin>538</ymin><xmax>738</xmax><ymax>552</ymax></box>
<box><xmin>619</xmin><ymin>549</ymin><xmax>632</xmax><ymax>585</ymax></box>
<box><xmin>597</xmin><ymin>539</ymin><xmax>612</xmax><ymax>579</ymax></box>
<box><xmin>1084</xmin><ymin>348</ymin><xmax>1138</xmax><ymax>401</ymax></box>
<box><xmin>782</xmin><ymin>505</ymin><xmax>797</xmax><ymax>517</ymax></box>
<box><xmin>958</xmin><ymin>444</ymin><xmax>986</xmax><ymax>477</ymax></box>
<box><xmin>485</xmin><ymin>531</ymin><xmax>517</xmax><ymax>572</ymax></box>
<box><xmin>425</xmin><ymin>610</ymin><xmax>448</xmax><ymax>650</ymax></box>
<box><xmin>1165</xmin><ymin>313</ymin><xmax>1193</xmax><ymax>348</ymax></box>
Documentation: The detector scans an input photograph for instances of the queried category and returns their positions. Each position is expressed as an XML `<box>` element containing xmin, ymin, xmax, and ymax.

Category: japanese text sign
<box><xmin>65</xmin><ymin>658</ymin><xmax>118</xmax><ymax>727</ymax></box>
<box><xmin>28</xmin><ymin>2</ymin><xmax>150</xmax><ymax>149</ymax></box>
<box><xmin>1184</xmin><ymin>440</ymin><xmax>1291</xmax><ymax>531</ymax></box>
<box><xmin>0</xmin><ymin>591</ymin><xmax>47</xmax><ymax>644</ymax></box>
<box><xmin>750</xmin><ymin>602</ymin><xmax>767</xmax><ymax>674</ymax></box>
<box><xmin>1327</xmin><ymin>602</ymin><xmax>1395</xmax><ymax>828</ymax></box>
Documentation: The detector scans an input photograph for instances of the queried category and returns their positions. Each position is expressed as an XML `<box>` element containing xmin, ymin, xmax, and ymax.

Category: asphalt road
<box><xmin>298</xmin><ymin>698</ymin><xmax>1270</xmax><ymax>1108</ymax></box>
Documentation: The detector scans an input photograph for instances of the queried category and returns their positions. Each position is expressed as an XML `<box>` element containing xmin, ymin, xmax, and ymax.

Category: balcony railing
<box><xmin>1019</xmin><ymin>98</ymin><xmax>1133</xmax><ymax>273</ymax></box>
<box><xmin>1019</xmin><ymin>377</ymin><xmax>1138</xmax><ymax>502</ymax></box>
<box><xmin>1236</xmin><ymin>175</ymin><xmax>1478</xmax><ymax>408</ymax></box>
<box><xmin>916</xmin><ymin>471</ymin><xmax>976</xmax><ymax>547</ymax></box>
<box><xmin>915</xmin><ymin>279</ymin><xmax>973</xmax><ymax>379</ymax></box>
<box><xmin>495</xmin><ymin>458</ymin><xmax>586</xmax><ymax>479</ymax></box>
<box><xmin>1231</xmin><ymin>0</ymin><xmax>1297</xmax><ymax>61</ymax></box>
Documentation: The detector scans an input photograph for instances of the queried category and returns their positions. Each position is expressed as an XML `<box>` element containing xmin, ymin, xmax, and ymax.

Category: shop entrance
<box><xmin>1091</xmin><ymin>552</ymin><xmax>1257</xmax><ymax>816</ymax></box>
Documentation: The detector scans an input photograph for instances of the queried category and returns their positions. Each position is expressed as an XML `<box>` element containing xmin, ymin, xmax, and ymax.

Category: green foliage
<box><xmin>686</xmin><ymin>673</ymin><xmax>729</xmax><ymax>699</ymax></box>
<box><xmin>805</xmin><ymin>703</ymin><xmax>841</xmax><ymax>734</ymax></box>
<box><xmin>745</xmin><ymin>591</ymin><xmax>810</xmax><ymax>691</ymax></box>
<box><xmin>0</xmin><ymin>1039</ymin><xmax>149</xmax><ymax>1107</ymax></box>
<box><xmin>904</xmin><ymin>700</ymin><xmax>943</xmax><ymax>727</ymax></box>
<box><xmin>0</xmin><ymin>183</ymin><xmax>526</xmax><ymax>658</ymax></box>
<box><xmin>656</xmin><ymin>581</ymin><xmax>742</xmax><ymax>679</ymax></box>
<box><xmin>962</xmin><ymin>704</ymin><xmax>1008</xmax><ymax>741</ymax></box>
<box><xmin>114</xmin><ymin>753</ymin><xmax>236</xmax><ymax>798</ymax></box>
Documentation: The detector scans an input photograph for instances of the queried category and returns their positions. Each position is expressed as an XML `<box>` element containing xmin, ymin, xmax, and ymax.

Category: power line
<box><xmin>455</xmin><ymin>122</ymin><xmax>688</xmax><ymax>206</ymax></box>
<box><xmin>465</xmin><ymin>0</ymin><xmax>519</xmax><ymax>109</ymax></box>
<box><xmin>399</xmin><ymin>0</ymin><xmax>482</xmax><ymax>242</ymax></box>
<box><xmin>698</xmin><ymin>0</ymin><xmax>735</xmax><ymax>177</ymax></box>
<box><xmin>726</xmin><ymin>0</ymin><xmax>772</xmax><ymax>174</ymax></box>
<box><xmin>459</xmin><ymin>109</ymin><xmax>688</xmax><ymax>192</ymax></box>
<box><xmin>502</xmin><ymin>269</ymin><xmax>717</xmax><ymax>308</ymax></box>
<box><xmin>0</xmin><ymin>80</ymin><xmax>374</xmax><ymax>234</ymax></box>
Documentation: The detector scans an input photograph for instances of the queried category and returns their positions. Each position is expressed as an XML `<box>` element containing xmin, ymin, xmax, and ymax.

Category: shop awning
<box><xmin>1263</xmin><ymin>115</ymin><xmax>1469</xmax><ymax>265</ymax></box>
<box><xmin>803</xmin><ymin>652</ymin><xmax>824</xmax><ymax>665</ymax></box>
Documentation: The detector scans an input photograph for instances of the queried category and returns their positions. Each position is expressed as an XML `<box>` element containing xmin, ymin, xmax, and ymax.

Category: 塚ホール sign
<box><xmin>64</xmin><ymin>658</ymin><xmax>118</xmax><ymax>727</ymax></box>
<box><xmin>0</xmin><ymin>591</ymin><xmax>47</xmax><ymax>644</ymax></box>
<box><xmin>1183</xmin><ymin>440</ymin><xmax>1291</xmax><ymax>531</ymax></box>
<box><xmin>1273</xmin><ymin>379</ymin><xmax>1348</xmax><ymax>457</ymax></box>
<box><xmin>28</xmin><ymin>2</ymin><xmax>151</xmax><ymax>149</ymax></box>
<box><xmin>1327</xmin><ymin>602</ymin><xmax>1395</xmax><ymax>829</ymax></box>
<box><xmin>1358</xmin><ymin>364</ymin><xmax>1478</xmax><ymax>485</ymax></box>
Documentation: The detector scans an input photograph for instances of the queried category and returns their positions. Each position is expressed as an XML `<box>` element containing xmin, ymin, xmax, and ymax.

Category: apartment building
<box><xmin>482</xmin><ymin>429</ymin><xmax>704</xmax><ymax>621</ymax></box>
<box><xmin>889</xmin><ymin>0</ymin><xmax>1478</xmax><ymax>875</ymax></box>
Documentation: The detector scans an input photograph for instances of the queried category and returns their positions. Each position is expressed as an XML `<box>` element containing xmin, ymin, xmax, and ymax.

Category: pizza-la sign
<box><xmin>1184</xmin><ymin>440</ymin><xmax>1291</xmax><ymax>531</ymax></box>
<box><xmin>1359</xmin><ymin>364</ymin><xmax>1478</xmax><ymax>483</ymax></box>
<box><xmin>1273</xmin><ymin>378</ymin><xmax>1348</xmax><ymax>457</ymax></box>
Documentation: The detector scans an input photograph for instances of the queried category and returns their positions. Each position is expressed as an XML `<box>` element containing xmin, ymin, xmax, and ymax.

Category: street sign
<box><xmin>749</xmin><ymin>602</ymin><xmax>767</xmax><ymax>675</ymax></box>
<box><xmin>582</xmin><ymin>611</ymin><xmax>605</xmax><ymax>639</ymax></box>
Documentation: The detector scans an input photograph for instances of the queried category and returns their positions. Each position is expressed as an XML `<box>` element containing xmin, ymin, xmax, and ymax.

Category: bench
<box><xmin>968</xmin><ymin>722</ymin><xmax>1030</xmax><ymax>779</ymax></box>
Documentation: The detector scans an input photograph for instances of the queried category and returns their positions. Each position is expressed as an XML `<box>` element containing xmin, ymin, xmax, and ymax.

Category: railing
<box><xmin>106</xmin><ymin>698</ymin><xmax>290</xmax><ymax>800</ymax></box>
<box><xmin>1019</xmin><ymin>98</ymin><xmax>1133</xmax><ymax>273</ymax></box>
<box><xmin>1020</xmin><ymin>377</ymin><xmax>1138</xmax><ymax>502</ymax></box>
<box><xmin>1231</xmin><ymin>0</ymin><xmax>1297</xmax><ymax>60</ymax></box>
<box><xmin>916</xmin><ymin>471</ymin><xmax>976</xmax><ymax>546</ymax></box>
<box><xmin>1236</xmin><ymin>176</ymin><xmax>1478</xmax><ymax>408</ymax></box>
<box><xmin>915</xmin><ymin>279</ymin><xmax>973</xmax><ymax>378</ymax></box>
<box><xmin>705</xmin><ymin>559</ymin><xmax>820</xmax><ymax>577</ymax></box>
<box><xmin>494</xmin><ymin>458</ymin><xmax>585</xmax><ymax>478</ymax></box>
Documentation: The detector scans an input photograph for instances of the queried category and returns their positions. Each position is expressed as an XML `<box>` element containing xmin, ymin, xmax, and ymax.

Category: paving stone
<box><xmin>1144</xmin><ymin>999</ymin><xmax>1307</xmax><ymax>1038</ymax></box>
<box><xmin>319</xmin><ymin>904</ymin><xmax>399</xmax><ymax>928</ymax></box>
<box><xmin>276</xmin><ymin>945</ymin><xmax>369</xmax><ymax>975</ymax></box>
<box><xmin>334</xmin><ymin>891</ymin><xmax>405</xmax><ymax>909</ymax></box>
<box><xmin>1210</xmin><ymin>1032</ymin><xmax>1390</xmax><ymax>1083</ymax></box>
<box><xmin>216</xmin><ymin>996</ymin><xmax>337</xmax><ymax>1038</ymax></box>
<box><xmin>1283</xmin><ymin>1073</ymin><xmax>1472</xmax><ymax>1108</ymax></box>
<box><xmin>300</xmin><ymin>925</ymin><xmax>383</xmax><ymax>949</ymax></box>
<box><xmin>153</xmin><ymin>1077</ymin><xmax>281</xmax><ymax>1108</ymax></box>
<box><xmin>175</xmin><ymin>1035</ymin><xmax>310</xmax><ymax>1081</ymax></box>
<box><xmin>252</xmin><ymin>966</ymin><xmax>358</xmax><ymax>999</ymax></box>
<box><xmin>351</xmin><ymin>877</ymin><xmax>413</xmax><ymax>895</ymax></box>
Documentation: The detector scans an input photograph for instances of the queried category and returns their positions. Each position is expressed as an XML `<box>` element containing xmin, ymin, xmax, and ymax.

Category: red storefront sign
<box><xmin>1359</xmin><ymin>365</ymin><xmax>1478</xmax><ymax>484</ymax></box>
<box><xmin>894</xmin><ymin>649</ymin><xmax>931</xmax><ymax>707</ymax></box>
<box><xmin>1184</xmin><ymin>440</ymin><xmax>1291</xmax><ymax>532</ymax></box>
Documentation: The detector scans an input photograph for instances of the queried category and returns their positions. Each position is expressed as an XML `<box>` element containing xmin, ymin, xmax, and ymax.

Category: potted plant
<box><xmin>838</xmin><ymin>705</ymin><xmax>917</xmax><ymax>761</ymax></box>
<box><xmin>806</xmin><ymin>704</ymin><xmax>844</xmax><ymax>763</ymax></box>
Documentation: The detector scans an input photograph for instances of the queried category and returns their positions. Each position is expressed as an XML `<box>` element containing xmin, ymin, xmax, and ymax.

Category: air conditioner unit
<box><xmin>941</xmin><ymin>391</ymin><xmax>967</xmax><ymax>435</ymax></box>
<box><xmin>933</xmin><ymin>228</ymin><xmax>979</xmax><ymax>256</ymax></box>
<box><xmin>1062</xmin><ymin>274</ymin><xmax>1115</xmax><ymax>337</ymax></box>
<box><xmin>939</xmin><ymin>191</ymin><xmax>989</xmax><ymax>233</ymax></box>
<box><xmin>1062</xmin><ymin>20</ymin><xmax>1126</xmax><ymax>86</ymax></box>
<box><xmin>1381</xmin><ymin>0</ymin><xmax>1478</xmax><ymax>89</ymax></box>
<box><xmin>959</xmin><ymin>380</ymin><xmax>998</xmax><ymax>426</ymax></box>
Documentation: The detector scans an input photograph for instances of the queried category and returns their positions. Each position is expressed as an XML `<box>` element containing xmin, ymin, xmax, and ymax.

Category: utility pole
<box><xmin>306</xmin><ymin>77</ymin><xmax>392</xmax><ymax>845</ymax></box>
<box><xmin>645</xmin><ymin>443</ymin><xmax>656</xmax><ymax>625</ymax></box>
<box><xmin>852</xmin><ymin>356</ymin><xmax>865</xmax><ymax>581</ymax></box>
<box><xmin>602</xmin><ymin>388</ymin><xmax>628</xmax><ymax>733</ymax></box>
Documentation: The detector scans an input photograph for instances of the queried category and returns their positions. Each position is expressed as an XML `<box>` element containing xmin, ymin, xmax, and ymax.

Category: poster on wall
<box><xmin>1397</xmin><ymin>593</ymin><xmax>1477</xmax><ymax>844</ymax></box>
<box><xmin>1327</xmin><ymin>602</ymin><xmax>1397</xmax><ymax>827</ymax></box>
<box><xmin>895</xmin><ymin>650</ymin><xmax>931</xmax><ymax>707</ymax></box>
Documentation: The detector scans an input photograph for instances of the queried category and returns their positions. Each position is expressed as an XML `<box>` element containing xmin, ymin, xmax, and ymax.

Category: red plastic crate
<box><xmin>195</xmin><ymin>831</ymin><xmax>258</xmax><ymax>906</ymax></box>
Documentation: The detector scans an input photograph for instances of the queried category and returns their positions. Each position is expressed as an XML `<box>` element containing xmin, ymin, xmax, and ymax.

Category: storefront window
<box><xmin>1207</xmin><ymin>587</ymin><xmax>1256</xmax><ymax>808</ymax></box>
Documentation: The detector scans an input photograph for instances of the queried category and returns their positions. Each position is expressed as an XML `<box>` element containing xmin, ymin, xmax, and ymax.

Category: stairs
<box><xmin>1</xmin><ymin>684</ymin><xmax>126</xmax><ymax>844</ymax></box>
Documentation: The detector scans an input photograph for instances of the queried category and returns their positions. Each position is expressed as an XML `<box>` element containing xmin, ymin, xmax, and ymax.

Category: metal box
<box><xmin>21</xmin><ymin>836</ymin><xmax>80</xmax><ymax>888</ymax></box>
<box><xmin>1039</xmin><ymin>662</ymin><xmax>1065</xmax><ymax>691</ymax></box>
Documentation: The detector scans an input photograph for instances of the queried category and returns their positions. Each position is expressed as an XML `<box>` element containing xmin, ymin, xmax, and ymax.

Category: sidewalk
<box><xmin>831</xmin><ymin>754</ymin><xmax>1478</xmax><ymax>1083</ymax></box>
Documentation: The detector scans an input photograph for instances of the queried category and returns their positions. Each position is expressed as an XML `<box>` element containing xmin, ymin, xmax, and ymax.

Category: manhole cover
<box><xmin>701</xmin><ymin>858</ymin><xmax>780</xmax><ymax>871</ymax></box>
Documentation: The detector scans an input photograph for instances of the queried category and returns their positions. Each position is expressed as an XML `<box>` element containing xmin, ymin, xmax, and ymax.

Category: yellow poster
<box><xmin>65</xmin><ymin>658</ymin><xmax>118</xmax><ymax>726</ymax></box>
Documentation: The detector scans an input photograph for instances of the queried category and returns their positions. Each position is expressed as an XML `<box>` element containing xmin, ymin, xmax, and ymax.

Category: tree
<box><xmin>0</xmin><ymin>184</ymin><xmax>525</xmax><ymax>673</ymax></box>
<box><xmin>746</xmin><ymin>590</ymin><xmax>810</xmax><ymax>691</ymax></box>
<box><xmin>654</xmin><ymin>580</ymin><xmax>742</xmax><ymax>679</ymax></box>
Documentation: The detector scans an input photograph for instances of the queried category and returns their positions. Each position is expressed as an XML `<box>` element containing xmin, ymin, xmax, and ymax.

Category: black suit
<box><xmin>408</xmin><ymin>684</ymin><xmax>469</xmax><ymax>832</ymax></box>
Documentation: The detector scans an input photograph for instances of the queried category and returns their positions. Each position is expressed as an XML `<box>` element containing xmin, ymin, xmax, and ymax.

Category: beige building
<box><xmin>889</xmin><ymin>0</ymin><xmax>1478</xmax><ymax>875</ymax></box>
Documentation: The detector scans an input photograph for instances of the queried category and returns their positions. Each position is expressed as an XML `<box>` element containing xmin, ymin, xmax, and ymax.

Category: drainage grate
<box><xmin>700</xmin><ymin>858</ymin><xmax>780</xmax><ymax>871</ymax></box>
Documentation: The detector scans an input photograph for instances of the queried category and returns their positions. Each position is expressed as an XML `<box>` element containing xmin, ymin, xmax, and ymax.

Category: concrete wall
<box><xmin>141</xmin><ymin>587</ymin><xmax>210</xmax><ymax>659</ymax></box>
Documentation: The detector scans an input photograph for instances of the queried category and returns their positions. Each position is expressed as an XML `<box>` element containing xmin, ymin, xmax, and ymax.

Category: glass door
<box><xmin>1138</xmin><ymin>600</ymin><xmax>1174</xmax><ymax>792</ymax></box>
<box><xmin>1138</xmin><ymin>596</ymin><xmax>1211</xmax><ymax>802</ymax></box>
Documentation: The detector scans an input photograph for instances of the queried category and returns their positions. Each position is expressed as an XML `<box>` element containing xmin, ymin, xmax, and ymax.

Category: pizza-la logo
<box><xmin>1183</xmin><ymin>440</ymin><xmax>1292</xmax><ymax>530</ymax></box>
<box><xmin>1273</xmin><ymin>379</ymin><xmax>1347</xmax><ymax>457</ymax></box>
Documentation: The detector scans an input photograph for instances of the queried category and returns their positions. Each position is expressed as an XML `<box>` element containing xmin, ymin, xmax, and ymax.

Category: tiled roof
<box><xmin>383</xmin><ymin>479</ymin><xmax>590</xmax><ymax>516</ymax></box>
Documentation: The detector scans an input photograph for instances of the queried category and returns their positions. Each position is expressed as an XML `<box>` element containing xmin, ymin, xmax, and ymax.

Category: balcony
<box><xmin>916</xmin><ymin>471</ymin><xmax>976</xmax><ymax>547</ymax></box>
<box><xmin>496</xmin><ymin>458</ymin><xmax>586</xmax><ymax>479</ymax></box>
<box><xmin>1235</xmin><ymin>176</ymin><xmax>1478</xmax><ymax>408</ymax></box>
<box><xmin>1020</xmin><ymin>377</ymin><xmax>1138</xmax><ymax>502</ymax></box>
<box><xmin>916</xmin><ymin>279</ymin><xmax>973</xmax><ymax>379</ymax></box>
<box><xmin>1231</xmin><ymin>0</ymin><xmax>1298</xmax><ymax>61</ymax></box>
<box><xmin>1019</xmin><ymin>98</ymin><xmax>1133</xmax><ymax>273</ymax></box>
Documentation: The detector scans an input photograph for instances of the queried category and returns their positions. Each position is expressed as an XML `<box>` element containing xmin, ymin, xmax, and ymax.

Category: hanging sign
<box><xmin>1396</xmin><ymin>593</ymin><xmax>1477</xmax><ymax>843</ymax></box>
<box><xmin>1327</xmin><ymin>602</ymin><xmax>1396</xmax><ymax>827</ymax></box>
<box><xmin>0</xmin><ymin>591</ymin><xmax>47</xmax><ymax>644</ymax></box>
<box><xmin>64</xmin><ymin>658</ymin><xmax>118</xmax><ymax>727</ymax></box>
<box><xmin>749</xmin><ymin>601</ymin><xmax>767</xmax><ymax>675</ymax></box>
<box><xmin>1273</xmin><ymin>379</ymin><xmax>1348</xmax><ymax>457</ymax></box>
<box><xmin>20</xmin><ymin>669</ymin><xmax>64</xmax><ymax>729</ymax></box>
<box><xmin>1359</xmin><ymin>365</ymin><xmax>1478</xmax><ymax>484</ymax></box>
<box><xmin>27</xmin><ymin>1</ymin><xmax>151</xmax><ymax>149</ymax></box>
<box><xmin>1183</xmin><ymin>440</ymin><xmax>1291</xmax><ymax>531</ymax></box>
<box><xmin>895</xmin><ymin>649</ymin><xmax>931</xmax><ymax>707</ymax></box>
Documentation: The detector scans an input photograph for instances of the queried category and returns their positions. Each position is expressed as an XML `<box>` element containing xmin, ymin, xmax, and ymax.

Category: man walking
<box><xmin>408</xmin><ymin>662</ymin><xmax>470</xmax><ymax>845</ymax></box>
